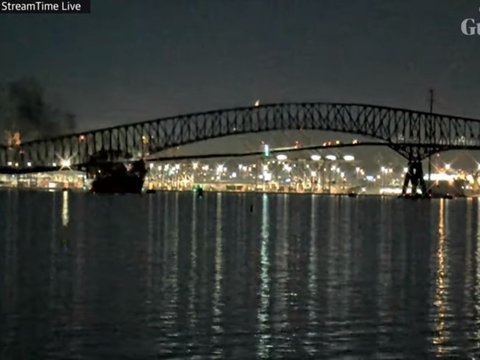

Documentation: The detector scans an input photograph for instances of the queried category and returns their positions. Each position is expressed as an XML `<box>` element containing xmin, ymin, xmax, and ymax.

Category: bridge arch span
<box><xmin>6</xmin><ymin>102</ymin><xmax>480</xmax><ymax>168</ymax></box>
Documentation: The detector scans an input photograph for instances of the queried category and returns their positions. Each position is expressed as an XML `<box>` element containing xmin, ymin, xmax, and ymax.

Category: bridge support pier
<box><xmin>401</xmin><ymin>161</ymin><xmax>428</xmax><ymax>197</ymax></box>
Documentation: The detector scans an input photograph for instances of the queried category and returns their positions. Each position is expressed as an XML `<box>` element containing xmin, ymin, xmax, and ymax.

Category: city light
<box><xmin>60</xmin><ymin>158</ymin><xmax>72</xmax><ymax>170</ymax></box>
<box><xmin>424</xmin><ymin>173</ymin><xmax>456</xmax><ymax>181</ymax></box>
<box><xmin>263</xmin><ymin>172</ymin><xmax>272</xmax><ymax>181</ymax></box>
<box><xmin>263</xmin><ymin>144</ymin><xmax>270</xmax><ymax>157</ymax></box>
<box><xmin>310</xmin><ymin>154</ymin><xmax>321</xmax><ymax>161</ymax></box>
<box><xmin>255</xmin><ymin>100</ymin><xmax>260</xmax><ymax>107</ymax></box>
<box><xmin>27</xmin><ymin>162</ymin><xmax>32</xmax><ymax>167</ymax></box>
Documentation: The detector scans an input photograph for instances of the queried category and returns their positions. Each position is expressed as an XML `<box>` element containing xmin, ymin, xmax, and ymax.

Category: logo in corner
<box><xmin>461</xmin><ymin>7</ymin><xmax>480</xmax><ymax>35</ymax></box>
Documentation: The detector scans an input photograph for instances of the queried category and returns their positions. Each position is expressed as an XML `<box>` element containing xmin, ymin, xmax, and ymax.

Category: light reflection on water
<box><xmin>257</xmin><ymin>193</ymin><xmax>271</xmax><ymax>359</ymax></box>
<box><xmin>433</xmin><ymin>199</ymin><xmax>447</xmax><ymax>354</ymax></box>
<box><xmin>0</xmin><ymin>191</ymin><xmax>480</xmax><ymax>359</ymax></box>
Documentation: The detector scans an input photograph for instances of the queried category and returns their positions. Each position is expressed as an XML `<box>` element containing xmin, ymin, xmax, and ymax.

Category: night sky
<box><xmin>1</xmin><ymin>0</ymin><xmax>479</xmax><ymax>133</ymax></box>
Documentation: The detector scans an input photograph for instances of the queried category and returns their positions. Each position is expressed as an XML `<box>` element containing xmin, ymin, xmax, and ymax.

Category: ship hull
<box><xmin>91</xmin><ymin>175</ymin><xmax>144</xmax><ymax>194</ymax></box>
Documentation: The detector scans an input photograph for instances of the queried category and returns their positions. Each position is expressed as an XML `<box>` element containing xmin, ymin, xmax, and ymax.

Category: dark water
<box><xmin>0</xmin><ymin>191</ymin><xmax>479</xmax><ymax>359</ymax></box>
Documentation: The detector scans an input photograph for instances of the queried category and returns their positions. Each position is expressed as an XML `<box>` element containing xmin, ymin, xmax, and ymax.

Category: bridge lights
<box><xmin>310</xmin><ymin>154</ymin><xmax>321</xmax><ymax>161</ymax></box>
<box><xmin>276</xmin><ymin>154</ymin><xmax>287</xmax><ymax>161</ymax></box>
<box><xmin>79</xmin><ymin>135</ymin><xmax>86</xmax><ymax>142</ymax></box>
<box><xmin>343</xmin><ymin>155</ymin><xmax>355</xmax><ymax>162</ymax></box>
<box><xmin>7</xmin><ymin>161</ymin><xmax>12</xmax><ymax>166</ymax></box>
<box><xmin>325</xmin><ymin>155</ymin><xmax>336</xmax><ymax>161</ymax></box>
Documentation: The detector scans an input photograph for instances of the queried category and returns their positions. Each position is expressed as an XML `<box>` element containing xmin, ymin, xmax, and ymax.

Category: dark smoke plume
<box><xmin>0</xmin><ymin>78</ymin><xmax>76</xmax><ymax>143</ymax></box>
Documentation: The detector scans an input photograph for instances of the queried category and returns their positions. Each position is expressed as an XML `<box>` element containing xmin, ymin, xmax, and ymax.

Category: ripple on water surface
<box><xmin>0</xmin><ymin>191</ymin><xmax>479</xmax><ymax>359</ymax></box>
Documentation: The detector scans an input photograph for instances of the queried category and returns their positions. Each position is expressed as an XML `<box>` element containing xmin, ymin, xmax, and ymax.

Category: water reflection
<box><xmin>1</xmin><ymin>192</ymin><xmax>480</xmax><ymax>359</ymax></box>
<box><xmin>433</xmin><ymin>199</ymin><xmax>447</xmax><ymax>354</ymax></box>
<box><xmin>189</xmin><ymin>193</ymin><xmax>198</xmax><ymax>330</ymax></box>
<box><xmin>213</xmin><ymin>192</ymin><xmax>224</xmax><ymax>357</ymax></box>
<box><xmin>306</xmin><ymin>195</ymin><xmax>318</xmax><ymax>356</ymax></box>
<box><xmin>476</xmin><ymin>200</ymin><xmax>480</xmax><ymax>348</ymax></box>
<box><xmin>62</xmin><ymin>190</ymin><xmax>69</xmax><ymax>227</ymax></box>
<box><xmin>257</xmin><ymin>194</ymin><xmax>271</xmax><ymax>358</ymax></box>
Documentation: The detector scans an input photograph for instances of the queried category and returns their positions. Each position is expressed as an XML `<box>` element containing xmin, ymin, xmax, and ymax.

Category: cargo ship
<box><xmin>90</xmin><ymin>159</ymin><xmax>147</xmax><ymax>194</ymax></box>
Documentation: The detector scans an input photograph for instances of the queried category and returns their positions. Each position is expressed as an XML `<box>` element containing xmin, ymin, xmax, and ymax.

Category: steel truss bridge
<box><xmin>2</xmin><ymin>102</ymin><xmax>480</xmax><ymax>194</ymax></box>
